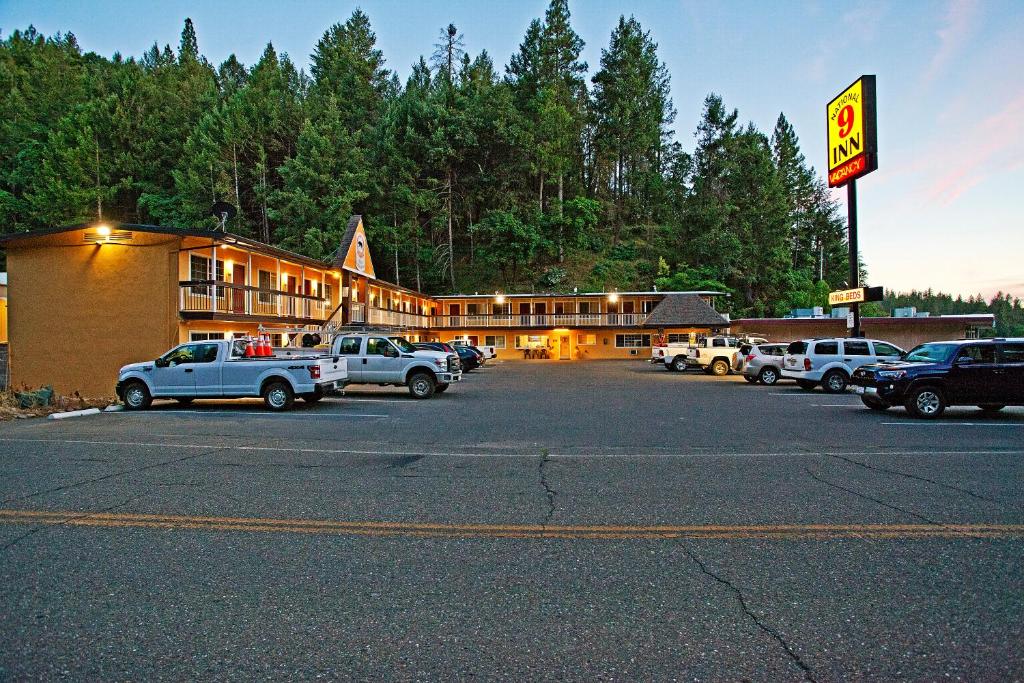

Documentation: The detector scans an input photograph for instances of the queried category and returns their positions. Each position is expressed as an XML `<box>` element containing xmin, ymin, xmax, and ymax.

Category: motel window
<box><xmin>190</xmin><ymin>255</ymin><xmax>224</xmax><ymax>295</ymax></box>
<box><xmin>485</xmin><ymin>335</ymin><xmax>506</xmax><ymax>349</ymax></box>
<box><xmin>189</xmin><ymin>332</ymin><xmax>227</xmax><ymax>341</ymax></box>
<box><xmin>578</xmin><ymin>301</ymin><xmax>592</xmax><ymax>314</ymax></box>
<box><xmin>466</xmin><ymin>303</ymin><xmax>479</xmax><ymax>315</ymax></box>
<box><xmin>322</xmin><ymin>283</ymin><xmax>333</xmax><ymax>305</ymax></box>
<box><xmin>578</xmin><ymin>334</ymin><xmax>596</xmax><ymax>346</ymax></box>
<box><xmin>615</xmin><ymin>334</ymin><xmax>651</xmax><ymax>348</ymax></box>
<box><xmin>667</xmin><ymin>334</ymin><xmax>692</xmax><ymax>344</ymax></box>
<box><xmin>492</xmin><ymin>303</ymin><xmax>511</xmax><ymax>316</ymax></box>
<box><xmin>642</xmin><ymin>300</ymin><xmax>657</xmax><ymax>314</ymax></box>
<box><xmin>515</xmin><ymin>335</ymin><xmax>547</xmax><ymax>349</ymax></box>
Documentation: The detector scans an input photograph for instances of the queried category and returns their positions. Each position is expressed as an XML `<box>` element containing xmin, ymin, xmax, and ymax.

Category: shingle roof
<box><xmin>643</xmin><ymin>294</ymin><xmax>729</xmax><ymax>327</ymax></box>
<box><xmin>331</xmin><ymin>215</ymin><xmax>363</xmax><ymax>271</ymax></box>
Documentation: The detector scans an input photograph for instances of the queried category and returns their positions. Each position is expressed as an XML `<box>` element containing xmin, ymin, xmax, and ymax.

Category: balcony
<box><xmin>431</xmin><ymin>313</ymin><xmax>647</xmax><ymax>328</ymax></box>
<box><xmin>179</xmin><ymin>281</ymin><xmax>329</xmax><ymax>323</ymax></box>
<box><xmin>367</xmin><ymin>306</ymin><xmax>430</xmax><ymax>329</ymax></box>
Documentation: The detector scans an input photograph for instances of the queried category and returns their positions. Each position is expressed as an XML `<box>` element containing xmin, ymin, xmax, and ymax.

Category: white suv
<box><xmin>782</xmin><ymin>338</ymin><xmax>904</xmax><ymax>393</ymax></box>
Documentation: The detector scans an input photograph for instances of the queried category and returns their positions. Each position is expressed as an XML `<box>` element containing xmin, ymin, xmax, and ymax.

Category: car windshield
<box><xmin>389</xmin><ymin>337</ymin><xmax>418</xmax><ymax>353</ymax></box>
<box><xmin>904</xmin><ymin>343</ymin><xmax>957</xmax><ymax>363</ymax></box>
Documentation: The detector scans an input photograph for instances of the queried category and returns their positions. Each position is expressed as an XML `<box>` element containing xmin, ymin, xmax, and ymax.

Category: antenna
<box><xmin>210</xmin><ymin>202</ymin><xmax>237</xmax><ymax>231</ymax></box>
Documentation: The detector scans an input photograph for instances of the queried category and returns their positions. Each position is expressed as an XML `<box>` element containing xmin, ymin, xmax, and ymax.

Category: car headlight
<box><xmin>877</xmin><ymin>370</ymin><xmax>906</xmax><ymax>379</ymax></box>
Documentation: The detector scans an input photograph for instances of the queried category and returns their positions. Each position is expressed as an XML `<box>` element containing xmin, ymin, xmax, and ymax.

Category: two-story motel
<box><xmin>1</xmin><ymin>216</ymin><xmax>733</xmax><ymax>395</ymax></box>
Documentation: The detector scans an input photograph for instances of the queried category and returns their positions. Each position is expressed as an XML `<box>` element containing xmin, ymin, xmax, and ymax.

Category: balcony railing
<box><xmin>367</xmin><ymin>307</ymin><xmax>430</xmax><ymax>328</ymax></box>
<box><xmin>430</xmin><ymin>313</ymin><xmax>647</xmax><ymax>328</ymax></box>
<box><xmin>180</xmin><ymin>281</ymin><xmax>328</xmax><ymax>321</ymax></box>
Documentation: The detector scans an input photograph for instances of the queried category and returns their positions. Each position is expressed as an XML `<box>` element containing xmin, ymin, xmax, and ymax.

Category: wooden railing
<box><xmin>430</xmin><ymin>313</ymin><xmax>647</xmax><ymax>328</ymax></box>
<box><xmin>367</xmin><ymin>307</ymin><xmax>430</xmax><ymax>328</ymax></box>
<box><xmin>179</xmin><ymin>281</ymin><xmax>329</xmax><ymax>320</ymax></box>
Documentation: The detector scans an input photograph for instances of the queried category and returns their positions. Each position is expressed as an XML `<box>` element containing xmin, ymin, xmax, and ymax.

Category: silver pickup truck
<box><xmin>333</xmin><ymin>333</ymin><xmax>461</xmax><ymax>398</ymax></box>
<box><xmin>116</xmin><ymin>340</ymin><xmax>348</xmax><ymax>411</ymax></box>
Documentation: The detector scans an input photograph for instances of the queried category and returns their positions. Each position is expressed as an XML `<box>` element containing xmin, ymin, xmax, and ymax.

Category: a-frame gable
<box><xmin>332</xmin><ymin>215</ymin><xmax>376</xmax><ymax>279</ymax></box>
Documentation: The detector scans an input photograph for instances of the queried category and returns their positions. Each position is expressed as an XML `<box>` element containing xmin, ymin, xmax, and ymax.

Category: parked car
<box><xmin>689</xmin><ymin>336</ymin><xmax>746</xmax><ymax>376</ymax></box>
<box><xmin>116</xmin><ymin>339</ymin><xmax>348</xmax><ymax>411</ymax></box>
<box><xmin>782</xmin><ymin>337</ymin><xmax>905</xmax><ymax>393</ymax></box>
<box><xmin>851</xmin><ymin>338</ymin><xmax>1024</xmax><ymax>418</ymax></box>
<box><xmin>333</xmin><ymin>334</ymin><xmax>462</xmax><ymax>398</ymax></box>
<box><xmin>414</xmin><ymin>341</ymin><xmax>480</xmax><ymax>372</ymax></box>
<box><xmin>742</xmin><ymin>343</ymin><xmax>790</xmax><ymax>385</ymax></box>
<box><xmin>449</xmin><ymin>340</ymin><xmax>497</xmax><ymax>360</ymax></box>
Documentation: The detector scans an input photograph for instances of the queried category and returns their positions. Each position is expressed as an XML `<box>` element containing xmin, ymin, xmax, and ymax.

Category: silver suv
<box><xmin>782</xmin><ymin>338</ymin><xmax>904</xmax><ymax>393</ymax></box>
<box><xmin>742</xmin><ymin>343</ymin><xmax>789</xmax><ymax>385</ymax></box>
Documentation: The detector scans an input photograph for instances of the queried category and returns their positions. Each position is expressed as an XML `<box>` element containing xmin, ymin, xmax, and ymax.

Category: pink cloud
<box><xmin>921</xmin><ymin>0</ymin><xmax>980</xmax><ymax>86</ymax></box>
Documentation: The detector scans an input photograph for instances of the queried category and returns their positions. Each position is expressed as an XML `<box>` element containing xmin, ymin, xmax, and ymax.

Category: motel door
<box><xmin>449</xmin><ymin>303</ymin><xmax>461</xmax><ymax>327</ymax></box>
<box><xmin>231</xmin><ymin>264</ymin><xmax>246</xmax><ymax>314</ymax></box>
<box><xmin>559</xmin><ymin>335</ymin><xmax>570</xmax><ymax>360</ymax></box>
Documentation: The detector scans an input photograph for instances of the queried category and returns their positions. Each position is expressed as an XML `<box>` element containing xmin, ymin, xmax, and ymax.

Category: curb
<box><xmin>104</xmin><ymin>405</ymin><xmax>125</xmax><ymax>412</ymax></box>
<box><xmin>47</xmin><ymin>408</ymin><xmax>102</xmax><ymax>420</ymax></box>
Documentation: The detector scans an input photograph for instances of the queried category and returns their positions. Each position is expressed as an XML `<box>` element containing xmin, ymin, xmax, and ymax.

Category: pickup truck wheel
<box><xmin>710</xmin><ymin>359</ymin><xmax>730</xmax><ymax>376</ymax></box>
<box><xmin>435</xmin><ymin>383</ymin><xmax>450</xmax><ymax>394</ymax></box>
<box><xmin>796</xmin><ymin>380</ymin><xmax>817</xmax><ymax>391</ymax></box>
<box><xmin>822</xmin><ymin>370</ymin><xmax>849</xmax><ymax>394</ymax></box>
<box><xmin>262</xmin><ymin>381</ymin><xmax>294</xmax><ymax>411</ymax></box>
<box><xmin>122</xmin><ymin>381</ymin><xmax>151</xmax><ymax>411</ymax></box>
<box><xmin>905</xmin><ymin>386</ymin><xmax>945</xmax><ymax>419</ymax></box>
<box><xmin>175</xmin><ymin>398</ymin><xmax>194</xmax><ymax>406</ymax></box>
<box><xmin>758</xmin><ymin>367</ymin><xmax>779</xmax><ymax>385</ymax></box>
<box><xmin>672</xmin><ymin>356</ymin><xmax>687</xmax><ymax>372</ymax></box>
<box><xmin>408</xmin><ymin>372</ymin><xmax>436</xmax><ymax>399</ymax></box>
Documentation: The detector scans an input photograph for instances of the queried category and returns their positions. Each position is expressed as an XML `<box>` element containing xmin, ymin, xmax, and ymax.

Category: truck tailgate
<box><xmin>316</xmin><ymin>357</ymin><xmax>348</xmax><ymax>385</ymax></box>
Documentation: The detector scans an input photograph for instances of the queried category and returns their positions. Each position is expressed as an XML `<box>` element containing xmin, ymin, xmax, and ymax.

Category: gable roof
<box><xmin>332</xmin><ymin>215</ymin><xmax>376</xmax><ymax>278</ymax></box>
<box><xmin>643</xmin><ymin>293</ymin><xmax>729</xmax><ymax>328</ymax></box>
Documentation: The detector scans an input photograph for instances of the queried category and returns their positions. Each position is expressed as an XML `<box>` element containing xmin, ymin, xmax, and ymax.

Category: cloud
<box><xmin>927</xmin><ymin>93</ymin><xmax>1024</xmax><ymax>205</ymax></box>
<box><xmin>921</xmin><ymin>0</ymin><xmax>980</xmax><ymax>86</ymax></box>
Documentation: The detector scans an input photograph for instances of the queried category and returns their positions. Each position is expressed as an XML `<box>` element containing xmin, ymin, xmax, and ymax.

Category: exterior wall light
<box><xmin>84</xmin><ymin>225</ymin><xmax>132</xmax><ymax>244</ymax></box>
<box><xmin>496</xmin><ymin>293</ymin><xmax>506</xmax><ymax>304</ymax></box>
<box><xmin>608</xmin><ymin>292</ymin><xmax>619</xmax><ymax>303</ymax></box>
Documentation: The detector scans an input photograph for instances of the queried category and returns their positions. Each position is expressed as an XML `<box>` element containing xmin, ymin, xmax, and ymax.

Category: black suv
<box><xmin>851</xmin><ymin>338</ymin><xmax>1024</xmax><ymax>418</ymax></box>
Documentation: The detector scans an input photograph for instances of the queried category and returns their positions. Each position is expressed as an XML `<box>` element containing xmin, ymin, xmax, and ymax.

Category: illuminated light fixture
<box><xmin>495</xmin><ymin>293</ymin><xmax>506</xmax><ymax>304</ymax></box>
<box><xmin>608</xmin><ymin>292</ymin><xmax>620</xmax><ymax>303</ymax></box>
<box><xmin>84</xmin><ymin>225</ymin><xmax>133</xmax><ymax>244</ymax></box>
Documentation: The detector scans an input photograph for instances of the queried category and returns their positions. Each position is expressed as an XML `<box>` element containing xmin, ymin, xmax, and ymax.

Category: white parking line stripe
<box><xmin>121</xmin><ymin>410</ymin><xmax>388</xmax><ymax>418</ymax></box>
<box><xmin>340</xmin><ymin>399</ymin><xmax>426</xmax><ymax>404</ymax></box>
<box><xmin>882</xmin><ymin>422</ymin><xmax>1024</xmax><ymax>428</ymax></box>
<box><xmin>811</xmin><ymin>404</ymin><xmax>861</xmax><ymax>407</ymax></box>
<box><xmin>1</xmin><ymin>438</ymin><xmax>1021</xmax><ymax>459</ymax></box>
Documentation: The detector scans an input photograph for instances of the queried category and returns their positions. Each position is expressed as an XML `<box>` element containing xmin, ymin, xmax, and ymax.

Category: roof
<box><xmin>642</xmin><ymin>294</ymin><xmax>730</xmax><ymax>328</ymax></box>
<box><xmin>332</xmin><ymin>215</ymin><xmax>363</xmax><ymax>271</ymax></box>
<box><xmin>0</xmin><ymin>222</ymin><xmax>335</xmax><ymax>271</ymax></box>
<box><xmin>733</xmin><ymin>315</ymin><xmax>995</xmax><ymax>326</ymax></box>
<box><xmin>433</xmin><ymin>290</ymin><xmax>727</xmax><ymax>299</ymax></box>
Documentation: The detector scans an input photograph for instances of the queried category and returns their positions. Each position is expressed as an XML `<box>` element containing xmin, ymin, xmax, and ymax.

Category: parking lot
<box><xmin>2</xmin><ymin>360</ymin><xmax>1023</xmax><ymax>680</ymax></box>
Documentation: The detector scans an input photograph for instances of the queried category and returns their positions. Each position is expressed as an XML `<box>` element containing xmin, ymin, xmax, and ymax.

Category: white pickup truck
<box><xmin>332</xmin><ymin>333</ymin><xmax>462</xmax><ymax>398</ymax></box>
<box><xmin>652</xmin><ymin>336</ymin><xmax>765</xmax><ymax>375</ymax></box>
<box><xmin>116</xmin><ymin>339</ymin><xmax>348</xmax><ymax>411</ymax></box>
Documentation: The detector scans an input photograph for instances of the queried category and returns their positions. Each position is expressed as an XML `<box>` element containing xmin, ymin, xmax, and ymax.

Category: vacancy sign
<box><xmin>827</xmin><ymin>76</ymin><xmax>878</xmax><ymax>187</ymax></box>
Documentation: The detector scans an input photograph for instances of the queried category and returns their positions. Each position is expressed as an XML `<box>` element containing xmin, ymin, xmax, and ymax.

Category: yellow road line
<box><xmin>1</xmin><ymin>509</ymin><xmax>1023</xmax><ymax>540</ymax></box>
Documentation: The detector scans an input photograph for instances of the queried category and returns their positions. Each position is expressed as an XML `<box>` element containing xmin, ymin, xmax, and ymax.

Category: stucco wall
<box><xmin>731</xmin><ymin>318</ymin><xmax>983</xmax><ymax>351</ymax></box>
<box><xmin>432</xmin><ymin>327</ymin><xmax>708</xmax><ymax>361</ymax></box>
<box><xmin>7</xmin><ymin>231</ymin><xmax>180</xmax><ymax>396</ymax></box>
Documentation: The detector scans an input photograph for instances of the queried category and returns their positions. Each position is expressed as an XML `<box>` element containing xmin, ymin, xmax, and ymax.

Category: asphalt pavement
<box><xmin>1</xmin><ymin>360</ymin><xmax>1022</xmax><ymax>681</ymax></box>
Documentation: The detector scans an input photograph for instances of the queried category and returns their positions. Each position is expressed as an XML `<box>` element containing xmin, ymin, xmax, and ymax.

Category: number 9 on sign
<box><xmin>838</xmin><ymin>105</ymin><xmax>854</xmax><ymax>138</ymax></box>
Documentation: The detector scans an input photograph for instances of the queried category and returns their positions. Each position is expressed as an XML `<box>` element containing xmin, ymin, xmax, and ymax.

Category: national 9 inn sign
<box><xmin>827</xmin><ymin>75</ymin><xmax>878</xmax><ymax>187</ymax></box>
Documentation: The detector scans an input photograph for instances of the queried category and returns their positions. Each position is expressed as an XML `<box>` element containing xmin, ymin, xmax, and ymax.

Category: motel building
<box><xmin>0</xmin><ymin>216</ymin><xmax>735</xmax><ymax>396</ymax></box>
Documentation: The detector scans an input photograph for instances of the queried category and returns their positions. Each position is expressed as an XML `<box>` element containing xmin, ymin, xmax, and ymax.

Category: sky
<box><xmin>1</xmin><ymin>0</ymin><xmax>1022</xmax><ymax>301</ymax></box>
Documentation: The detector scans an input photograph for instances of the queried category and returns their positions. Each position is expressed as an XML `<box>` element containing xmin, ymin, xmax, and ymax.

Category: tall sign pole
<box><xmin>827</xmin><ymin>75</ymin><xmax>877</xmax><ymax>338</ymax></box>
<box><xmin>847</xmin><ymin>180</ymin><xmax>859</xmax><ymax>335</ymax></box>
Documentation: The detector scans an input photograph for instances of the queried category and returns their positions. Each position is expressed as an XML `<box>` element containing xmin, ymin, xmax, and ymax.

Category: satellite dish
<box><xmin>210</xmin><ymin>202</ymin><xmax>237</xmax><ymax>231</ymax></box>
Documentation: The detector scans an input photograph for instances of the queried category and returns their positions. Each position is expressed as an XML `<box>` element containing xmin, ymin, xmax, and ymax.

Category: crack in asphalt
<box><xmin>1</xmin><ymin>448</ymin><xmax>222</xmax><ymax>505</ymax></box>
<box><xmin>538</xmin><ymin>450</ymin><xmax>557</xmax><ymax>527</ymax></box>
<box><xmin>822</xmin><ymin>452</ymin><xmax>1012</xmax><ymax>508</ymax></box>
<box><xmin>805</xmin><ymin>468</ymin><xmax>949</xmax><ymax>528</ymax></box>
<box><xmin>676</xmin><ymin>540</ymin><xmax>818</xmax><ymax>682</ymax></box>
<box><xmin>0</xmin><ymin>490</ymin><xmax>155</xmax><ymax>552</ymax></box>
